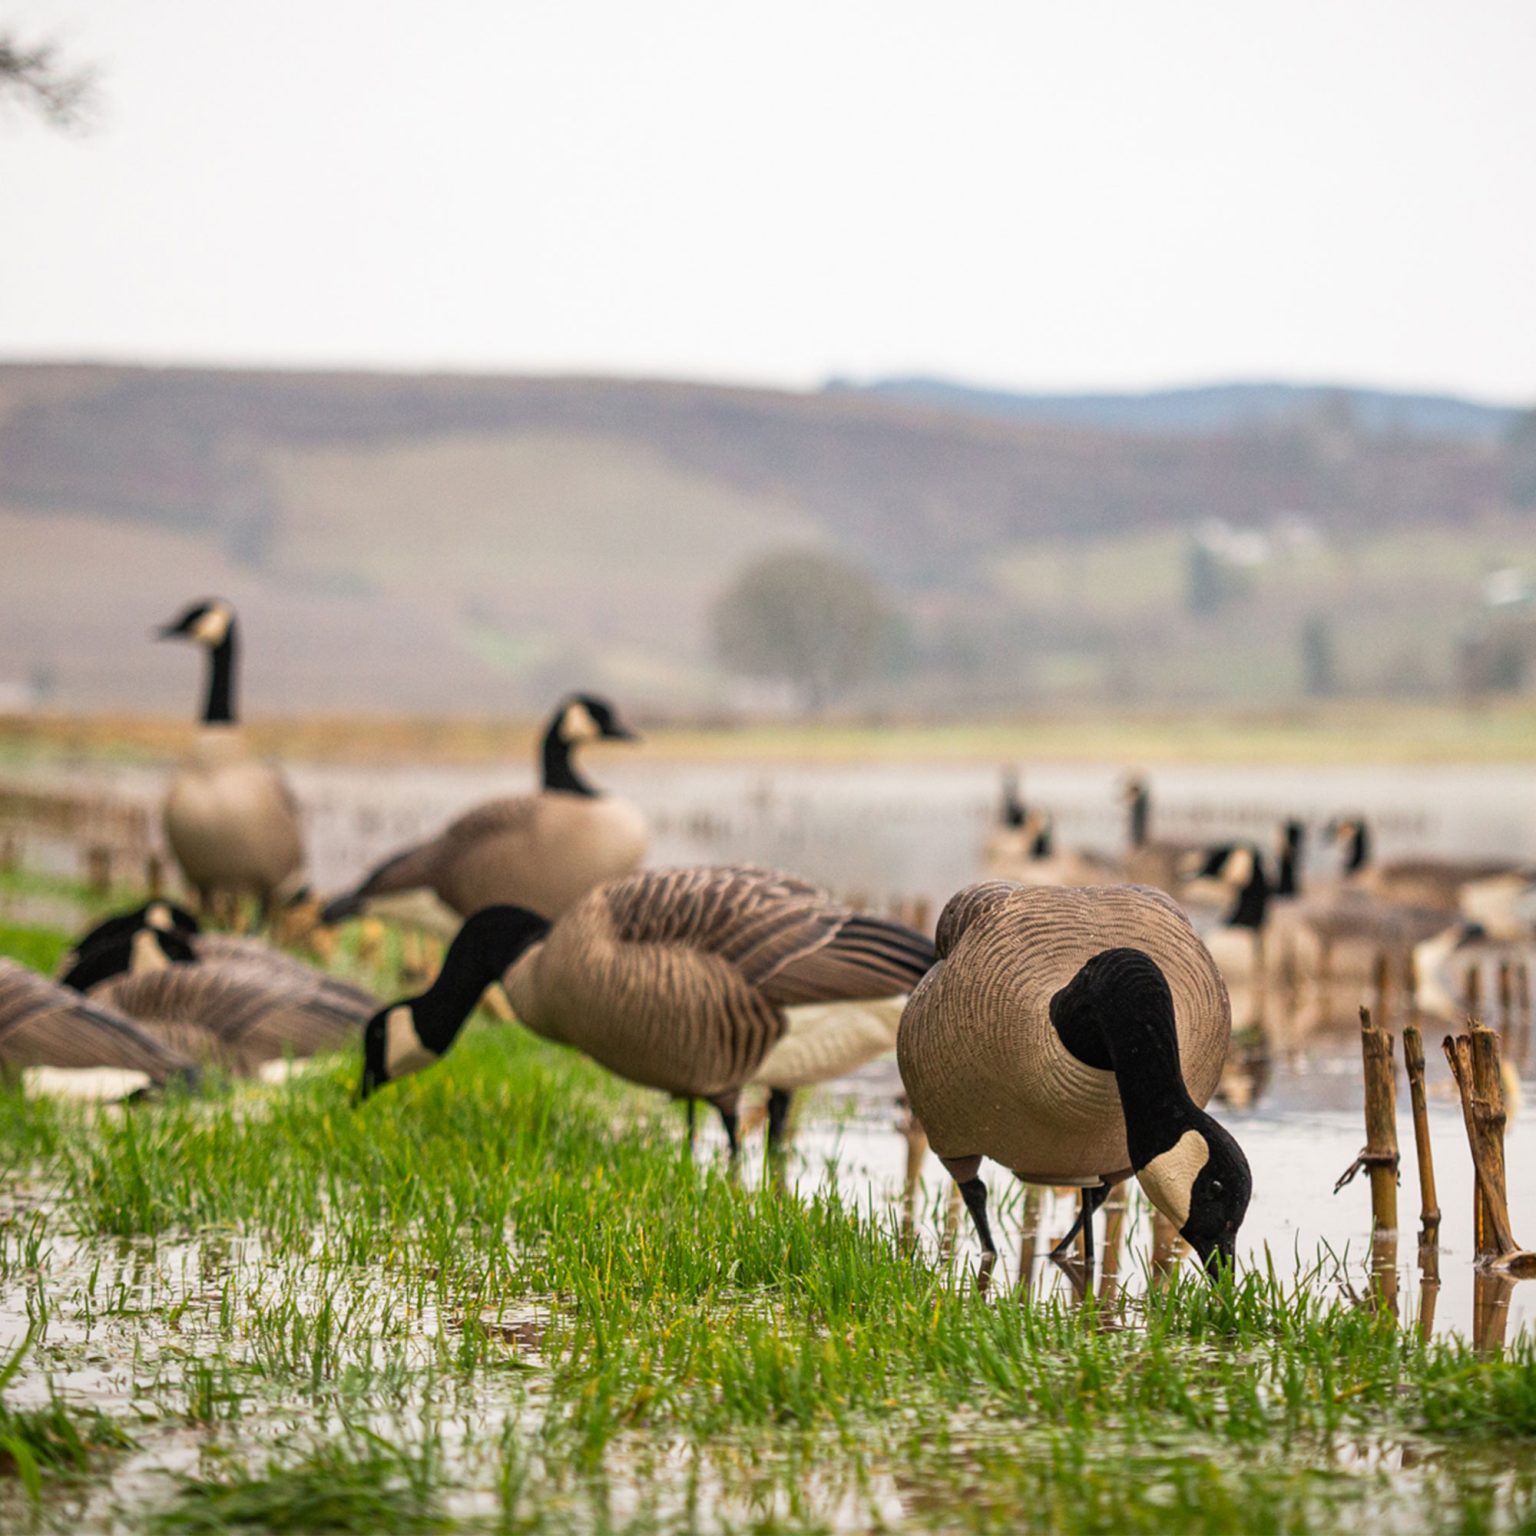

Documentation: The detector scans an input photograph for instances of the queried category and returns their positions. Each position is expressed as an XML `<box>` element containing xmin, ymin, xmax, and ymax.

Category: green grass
<box><xmin>4</xmin><ymin>917</ymin><xmax>1536</xmax><ymax>1530</ymax></box>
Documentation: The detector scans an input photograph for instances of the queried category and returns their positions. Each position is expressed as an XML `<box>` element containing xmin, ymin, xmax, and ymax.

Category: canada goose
<box><xmin>322</xmin><ymin>694</ymin><xmax>648</xmax><ymax>935</ymax></box>
<box><xmin>1122</xmin><ymin>777</ymin><xmax>1201</xmax><ymax>894</ymax></box>
<box><xmin>897</xmin><ymin>880</ymin><xmax>1251</xmax><ymax>1274</ymax></box>
<box><xmin>59</xmin><ymin>901</ymin><xmax>376</xmax><ymax>1011</ymax></box>
<box><xmin>158</xmin><ymin>600</ymin><xmax>306</xmax><ymax>918</ymax></box>
<box><xmin>0</xmin><ymin>959</ymin><xmax>199</xmax><ymax>1093</ymax></box>
<box><xmin>1333</xmin><ymin>816</ymin><xmax>1518</xmax><ymax>914</ymax></box>
<box><xmin>1178</xmin><ymin>844</ymin><xmax>1273</xmax><ymax>1029</ymax></box>
<box><xmin>989</xmin><ymin>810</ymin><xmax>1120</xmax><ymax>889</ymax></box>
<box><xmin>91</xmin><ymin>962</ymin><xmax>376</xmax><ymax>1077</ymax></box>
<box><xmin>357</xmin><ymin>864</ymin><xmax>935</xmax><ymax>1152</ymax></box>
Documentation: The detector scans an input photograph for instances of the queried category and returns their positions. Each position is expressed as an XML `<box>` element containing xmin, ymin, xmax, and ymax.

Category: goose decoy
<box><xmin>1121</xmin><ymin>777</ymin><xmax>1201</xmax><ymax>894</ymax></box>
<box><xmin>1332</xmin><ymin>816</ymin><xmax>1517</xmax><ymax>914</ymax></box>
<box><xmin>0</xmin><ymin>959</ymin><xmax>199</xmax><ymax>1094</ymax></box>
<box><xmin>897</xmin><ymin>881</ymin><xmax>1251</xmax><ymax>1274</ymax></box>
<box><xmin>158</xmin><ymin>600</ymin><xmax>306</xmax><ymax>919</ymax></box>
<box><xmin>1178</xmin><ymin>844</ymin><xmax>1273</xmax><ymax>1029</ymax></box>
<box><xmin>58</xmin><ymin>902</ymin><xmax>376</xmax><ymax>1012</ymax></box>
<box><xmin>322</xmin><ymin>694</ymin><xmax>648</xmax><ymax>935</ymax></box>
<box><xmin>90</xmin><ymin>961</ymin><xmax>376</xmax><ymax>1077</ymax></box>
<box><xmin>357</xmin><ymin>864</ymin><xmax>935</xmax><ymax>1152</ymax></box>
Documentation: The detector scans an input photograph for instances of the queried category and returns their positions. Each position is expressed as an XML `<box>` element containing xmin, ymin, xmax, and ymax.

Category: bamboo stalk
<box><xmin>1442</xmin><ymin>1025</ymin><xmax>1536</xmax><ymax>1272</ymax></box>
<box><xmin>1358</xmin><ymin>1006</ymin><xmax>1399</xmax><ymax>1235</ymax></box>
<box><xmin>1401</xmin><ymin>1017</ymin><xmax>1440</xmax><ymax>1252</ymax></box>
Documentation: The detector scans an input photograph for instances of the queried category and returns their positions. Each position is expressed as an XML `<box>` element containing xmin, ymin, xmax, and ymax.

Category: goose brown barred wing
<box><xmin>98</xmin><ymin>964</ymin><xmax>368</xmax><ymax>1075</ymax></box>
<box><xmin>0</xmin><ymin>960</ymin><xmax>197</xmax><ymax>1083</ymax></box>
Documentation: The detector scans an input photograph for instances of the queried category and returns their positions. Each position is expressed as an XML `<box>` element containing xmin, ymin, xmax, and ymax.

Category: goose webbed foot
<box><xmin>1050</xmin><ymin>1183</ymin><xmax>1109</xmax><ymax>1268</ymax></box>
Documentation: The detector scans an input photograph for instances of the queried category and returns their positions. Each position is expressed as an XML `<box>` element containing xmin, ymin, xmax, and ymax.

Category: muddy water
<box><xmin>6</xmin><ymin>754</ymin><xmax>1536</xmax><ymax>1340</ymax></box>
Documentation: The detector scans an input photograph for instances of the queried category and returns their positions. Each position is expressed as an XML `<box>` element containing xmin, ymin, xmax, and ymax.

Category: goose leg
<box><xmin>1050</xmin><ymin>1183</ymin><xmax>1109</xmax><ymax>1264</ymax></box>
<box><xmin>686</xmin><ymin>1098</ymin><xmax>697</xmax><ymax>1149</ymax></box>
<box><xmin>710</xmin><ymin>1093</ymin><xmax>741</xmax><ymax>1158</ymax></box>
<box><xmin>766</xmin><ymin>1087</ymin><xmax>793</xmax><ymax>1151</ymax></box>
<box><xmin>958</xmin><ymin>1178</ymin><xmax>996</xmax><ymax>1258</ymax></box>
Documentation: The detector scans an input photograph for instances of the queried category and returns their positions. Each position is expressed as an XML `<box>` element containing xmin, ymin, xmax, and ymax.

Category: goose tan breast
<box><xmin>165</xmin><ymin>733</ymin><xmax>303</xmax><ymax>893</ymax></box>
<box><xmin>447</xmin><ymin>794</ymin><xmax>648</xmax><ymax>918</ymax></box>
<box><xmin>897</xmin><ymin>884</ymin><xmax>1229</xmax><ymax>1183</ymax></box>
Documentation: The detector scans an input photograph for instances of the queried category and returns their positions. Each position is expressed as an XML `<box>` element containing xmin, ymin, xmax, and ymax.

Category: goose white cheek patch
<box><xmin>191</xmin><ymin>608</ymin><xmax>232</xmax><ymax>645</ymax></box>
<box><xmin>131</xmin><ymin>929</ymin><xmax>171</xmax><ymax>974</ymax></box>
<box><xmin>1136</xmin><ymin>1129</ymin><xmax>1210</xmax><ymax>1230</ymax></box>
<box><xmin>384</xmin><ymin>1005</ymin><xmax>438</xmax><ymax>1081</ymax></box>
<box><xmin>561</xmin><ymin>702</ymin><xmax>600</xmax><ymax>742</ymax></box>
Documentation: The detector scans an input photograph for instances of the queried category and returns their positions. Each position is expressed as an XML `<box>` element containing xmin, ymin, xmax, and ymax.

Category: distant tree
<box><xmin>1508</xmin><ymin>408</ymin><xmax>1536</xmax><ymax>509</ymax></box>
<box><xmin>1299</xmin><ymin>614</ymin><xmax>1338</xmax><ymax>697</ymax></box>
<box><xmin>0</xmin><ymin>30</ymin><xmax>95</xmax><ymax>128</ymax></box>
<box><xmin>711</xmin><ymin>548</ymin><xmax>895</xmax><ymax>711</ymax></box>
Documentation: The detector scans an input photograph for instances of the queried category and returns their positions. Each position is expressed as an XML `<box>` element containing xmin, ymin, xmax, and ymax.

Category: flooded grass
<box><xmin>4</xmin><ymin>924</ymin><xmax>1536</xmax><ymax>1530</ymax></box>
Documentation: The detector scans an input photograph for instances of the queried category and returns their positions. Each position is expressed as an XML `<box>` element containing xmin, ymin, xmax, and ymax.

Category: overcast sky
<box><xmin>2</xmin><ymin>1</ymin><xmax>1533</xmax><ymax>401</ymax></box>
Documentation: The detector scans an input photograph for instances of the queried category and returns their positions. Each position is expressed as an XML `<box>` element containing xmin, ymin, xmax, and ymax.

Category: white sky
<box><xmin>2</xmin><ymin>0</ymin><xmax>1533</xmax><ymax>401</ymax></box>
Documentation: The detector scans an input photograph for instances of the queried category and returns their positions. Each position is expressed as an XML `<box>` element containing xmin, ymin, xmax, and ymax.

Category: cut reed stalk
<box><xmin>1401</xmin><ymin>1016</ymin><xmax>1440</xmax><ymax>1255</ymax></box>
<box><xmin>1348</xmin><ymin>1006</ymin><xmax>1400</xmax><ymax>1235</ymax></box>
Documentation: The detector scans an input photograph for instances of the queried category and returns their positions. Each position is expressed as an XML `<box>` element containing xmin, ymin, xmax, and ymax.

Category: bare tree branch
<box><xmin>0</xmin><ymin>30</ymin><xmax>97</xmax><ymax>129</ymax></box>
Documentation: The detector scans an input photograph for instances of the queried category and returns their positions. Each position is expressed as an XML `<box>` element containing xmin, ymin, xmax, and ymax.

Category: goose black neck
<box><xmin>1001</xmin><ymin>775</ymin><xmax>1025</xmax><ymax>829</ymax></box>
<box><xmin>1129</xmin><ymin>788</ymin><xmax>1149</xmax><ymax>848</ymax></box>
<box><xmin>1276</xmin><ymin>827</ymin><xmax>1301</xmax><ymax>898</ymax></box>
<box><xmin>202</xmin><ymin>625</ymin><xmax>238</xmax><ymax>725</ymax></box>
<box><xmin>1050</xmin><ymin>946</ymin><xmax>1202</xmax><ymax>1168</ymax></box>
<box><xmin>1032</xmin><ymin>822</ymin><xmax>1054</xmax><ymax>858</ymax></box>
<box><xmin>1227</xmin><ymin>864</ymin><xmax>1271</xmax><ymax>930</ymax></box>
<box><xmin>414</xmin><ymin>906</ymin><xmax>550</xmax><ymax>1052</ymax></box>
<box><xmin>1344</xmin><ymin>823</ymin><xmax>1370</xmax><ymax>873</ymax></box>
<box><xmin>541</xmin><ymin>713</ymin><xmax>595</xmax><ymax>796</ymax></box>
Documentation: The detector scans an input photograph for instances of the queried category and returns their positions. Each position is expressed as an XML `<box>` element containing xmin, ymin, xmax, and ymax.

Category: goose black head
<box><xmin>356</xmin><ymin>904</ymin><xmax>551</xmax><ymax>1102</ymax></box>
<box><xmin>1050</xmin><ymin>946</ymin><xmax>1253</xmax><ymax>1279</ymax></box>
<box><xmin>62</xmin><ymin>907</ymin><xmax>200</xmax><ymax>991</ymax></box>
<box><xmin>157</xmin><ymin>599</ymin><xmax>235</xmax><ymax>648</ymax></box>
<box><xmin>999</xmin><ymin>768</ymin><xmax>1026</xmax><ymax>829</ymax></box>
<box><xmin>555</xmin><ymin>694</ymin><xmax>639</xmax><ymax>745</ymax></box>
<box><xmin>1327</xmin><ymin>816</ymin><xmax>1370</xmax><ymax>873</ymax></box>
<box><xmin>1138</xmin><ymin>1114</ymin><xmax>1252</xmax><ymax>1276</ymax></box>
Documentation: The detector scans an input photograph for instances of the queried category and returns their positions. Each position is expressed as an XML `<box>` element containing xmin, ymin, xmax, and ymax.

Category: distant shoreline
<box><xmin>2</xmin><ymin>701</ymin><xmax>1534</xmax><ymax>769</ymax></box>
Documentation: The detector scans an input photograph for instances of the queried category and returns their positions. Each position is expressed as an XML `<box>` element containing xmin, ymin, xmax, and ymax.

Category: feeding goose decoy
<box><xmin>897</xmin><ymin>880</ymin><xmax>1251</xmax><ymax>1275</ymax></box>
<box><xmin>356</xmin><ymin>864</ymin><xmax>935</xmax><ymax>1153</ymax></box>
<box><xmin>90</xmin><ymin>960</ymin><xmax>376</xmax><ymax>1078</ymax></box>
<box><xmin>0</xmin><ymin>959</ymin><xmax>199</xmax><ymax>1095</ymax></box>
<box><xmin>322</xmin><ymin>694</ymin><xmax>648</xmax><ymax>935</ymax></box>
<box><xmin>158</xmin><ymin>600</ymin><xmax>307</xmax><ymax>920</ymax></box>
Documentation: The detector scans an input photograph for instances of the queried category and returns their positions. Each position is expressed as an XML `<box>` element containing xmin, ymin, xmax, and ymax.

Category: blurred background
<box><xmin>1</xmin><ymin>0</ymin><xmax>1533</xmax><ymax>723</ymax></box>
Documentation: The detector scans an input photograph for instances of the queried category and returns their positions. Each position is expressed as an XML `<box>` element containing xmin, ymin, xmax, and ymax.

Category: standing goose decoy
<box><xmin>0</xmin><ymin>959</ymin><xmax>199</xmax><ymax>1094</ymax></box>
<box><xmin>1177</xmin><ymin>844</ymin><xmax>1273</xmax><ymax>1029</ymax></box>
<box><xmin>357</xmin><ymin>864</ymin><xmax>935</xmax><ymax>1153</ymax></box>
<box><xmin>1121</xmin><ymin>777</ymin><xmax>1203</xmax><ymax>895</ymax></box>
<box><xmin>897</xmin><ymin>881</ymin><xmax>1251</xmax><ymax>1275</ymax></box>
<box><xmin>158</xmin><ymin>600</ymin><xmax>306</xmax><ymax>920</ymax></box>
<box><xmin>1332</xmin><ymin>816</ymin><xmax>1518</xmax><ymax>914</ymax></box>
<box><xmin>322</xmin><ymin>694</ymin><xmax>648</xmax><ymax>935</ymax></box>
<box><xmin>91</xmin><ymin>962</ymin><xmax>376</xmax><ymax>1078</ymax></box>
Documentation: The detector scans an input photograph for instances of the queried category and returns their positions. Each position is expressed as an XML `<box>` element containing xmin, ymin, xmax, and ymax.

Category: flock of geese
<box><xmin>13</xmin><ymin>594</ymin><xmax>1528</xmax><ymax>1275</ymax></box>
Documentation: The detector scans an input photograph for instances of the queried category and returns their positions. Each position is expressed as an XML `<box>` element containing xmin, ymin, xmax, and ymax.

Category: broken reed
<box><xmin>1357</xmin><ymin>1005</ymin><xmax>1400</xmax><ymax>1236</ymax></box>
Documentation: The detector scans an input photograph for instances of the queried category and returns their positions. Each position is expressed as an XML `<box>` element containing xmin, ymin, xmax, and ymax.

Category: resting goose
<box><xmin>896</xmin><ymin>881</ymin><xmax>1251</xmax><ymax>1274</ymax></box>
<box><xmin>323</xmin><ymin>694</ymin><xmax>647</xmax><ymax>935</ymax></box>
<box><xmin>59</xmin><ymin>901</ymin><xmax>375</xmax><ymax>1011</ymax></box>
<box><xmin>158</xmin><ymin>600</ymin><xmax>306</xmax><ymax>919</ymax></box>
<box><xmin>91</xmin><ymin>962</ymin><xmax>375</xmax><ymax>1077</ymax></box>
<box><xmin>357</xmin><ymin>864</ymin><xmax>935</xmax><ymax>1152</ymax></box>
<box><xmin>988</xmin><ymin>811</ymin><xmax>1119</xmax><ymax>889</ymax></box>
<box><xmin>0</xmin><ymin>959</ymin><xmax>198</xmax><ymax>1094</ymax></box>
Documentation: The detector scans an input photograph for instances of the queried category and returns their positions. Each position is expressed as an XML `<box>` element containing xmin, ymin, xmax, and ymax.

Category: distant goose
<box><xmin>1333</xmin><ymin>816</ymin><xmax>1519</xmax><ymax>913</ymax></box>
<box><xmin>59</xmin><ymin>901</ymin><xmax>375</xmax><ymax>1011</ymax></box>
<box><xmin>897</xmin><ymin>881</ymin><xmax>1251</xmax><ymax>1273</ymax></box>
<box><xmin>1178</xmin><ymin>844</ymin><xmax>1275</xmax><ymax>1028</ymax></box>
<box><xmin>1122</xmin><ymin>777</ymin><xmax>1202</xmax><ymax>894</ymax></box>
<box><xmin>91</xmin><ymin>962</ymin><xmax>376</xmax><ymax>1077</ymax></box>
<box><xmin>158</xmin><ymin>600</ymin><xmax>306</xmax><ymax>919</ymax></box>
<box><xmin>357</xmin><ymin>864</ymin><xmax>935</xmax><ymax>1152</ymax></box>
<box><xmin>0</xmin><ymin>959</ymin><xmax>199</xmax><ymax>1095</ymax></box>
<box><xmin>988</xmin><ymin>809</ymin><xmax>1119</xmax><ymax>889</ymax></box>
<box><xmin>323</xmin><ymin>694</ymin><xmax>647</xmax><ymax>935</ymax></box>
